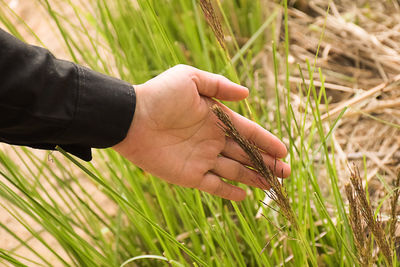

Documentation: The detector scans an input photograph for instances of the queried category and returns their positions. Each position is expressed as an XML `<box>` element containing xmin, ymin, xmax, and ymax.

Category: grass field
<box><xmin>0</xmin><ymin>0</ymin><xmax>399</xmax><ymax>266</ymax></box>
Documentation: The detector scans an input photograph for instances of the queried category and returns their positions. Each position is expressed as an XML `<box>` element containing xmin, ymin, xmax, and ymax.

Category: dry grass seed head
<box><xmin>389</xmin><ymin>170</ymin><xmax>400</xmax><ymax>249</ymax></box>
<box><xmin>345</xmin><ymin>183</ymin><xmax>372</xmax><ymax>266</ymax></box>
<box><xmin>211</xmin><ymin>105</ymin><xmax>297</xmax><ymax>229</ymax></box>
<box><xmin>349</xmin><ymin>164</ymin><xmax>392</xmax><ymax>266</ymax></box>
<box><xmin>199</xmin><ymin>0</ymin><xmax>226</xmax><ymax>50</ymax></box>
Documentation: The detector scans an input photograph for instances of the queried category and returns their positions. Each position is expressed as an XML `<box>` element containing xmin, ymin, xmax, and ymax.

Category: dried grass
<box><xmin>277</xmin><ymin>3</ymin><xmax>400</xmax><ymax>262</ymax></box>
<box><xmin>241</xmin><ymin>1</ymin><xmax>400</xmax><ymax>237</ymax></box>
<box><xmin>286</xmin><ymin>1</ymin><xmax>400</xmax><ymax>181</ymax></box>
<box><xmin>275</xmin><ymin>0</ymin><xmax>400</xmax><ymax>223</ymax></box>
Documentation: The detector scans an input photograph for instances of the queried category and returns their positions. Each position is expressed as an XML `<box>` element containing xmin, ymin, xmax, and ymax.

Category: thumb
<box><xmin>190</xmin><ymin>68</ymin><xmax>249</xmax><ymax>101</ymax></box>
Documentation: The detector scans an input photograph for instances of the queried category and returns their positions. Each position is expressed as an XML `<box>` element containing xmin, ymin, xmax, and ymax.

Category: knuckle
<box><xmin>174</xmin><ymin>63</ymin><xmax>187</xmax><ymax>69</ymax></box>
<box><xmin>173</xmin><ymin>64</ymin><xmax>188</xmax><ymax>73</ymax></box>
<box><xmin>174</xmin><ymin>64</ymin><xmax>196</xmax><ymax>74</ymax></box>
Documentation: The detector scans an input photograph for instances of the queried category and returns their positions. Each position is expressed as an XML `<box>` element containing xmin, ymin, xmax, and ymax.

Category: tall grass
<box><xmin>0</xmin><ymin>0</ymin><xmax>397</xmax><ymax>266</ymax></box>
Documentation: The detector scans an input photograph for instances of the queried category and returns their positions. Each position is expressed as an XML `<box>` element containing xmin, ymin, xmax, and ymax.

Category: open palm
<box><xmin>113</xmin><ymin>65</ymin><xmax>290</xmax><ymax>201</ymax></box>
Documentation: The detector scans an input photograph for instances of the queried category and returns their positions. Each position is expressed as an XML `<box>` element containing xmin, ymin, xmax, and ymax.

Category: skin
<box><xmin>113</xmin><ymin>64</ymin><xmax>291</xmax><ymax>201</ymax></box>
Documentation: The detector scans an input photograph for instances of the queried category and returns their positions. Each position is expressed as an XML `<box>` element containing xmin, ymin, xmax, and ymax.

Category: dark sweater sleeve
<box><xmin>0</xmin><ymin>29</ymin><xmax>136</xmax><ymax>161</ymax></box>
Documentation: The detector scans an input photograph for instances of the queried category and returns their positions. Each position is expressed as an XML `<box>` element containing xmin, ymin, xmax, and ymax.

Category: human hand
<box><xmin>113</xmin><ymin>65</ymin><xmax>290</xmax><ymax>201</ymax></box>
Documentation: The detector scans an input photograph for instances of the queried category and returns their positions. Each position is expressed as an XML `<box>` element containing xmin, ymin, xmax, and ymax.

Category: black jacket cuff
<box><xmin>0</xmin><ymin>28</ymin><xmax>136</xmax><ymax>161</ymax></box>
<box><xmin>59</xmin><ymin>66</ymin><xmax>136</xmax><ymax>161</ymax></box>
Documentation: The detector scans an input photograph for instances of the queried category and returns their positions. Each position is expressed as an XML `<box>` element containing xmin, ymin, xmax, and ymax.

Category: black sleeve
<box><xmin>0</xmin><ymin>29</ymin><xmax>136</xmax><ymax>161</ymax></box>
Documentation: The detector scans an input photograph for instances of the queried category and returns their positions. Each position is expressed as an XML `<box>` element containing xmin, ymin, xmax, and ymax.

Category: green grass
<box><xmin>0</xmin><ymin>0</ymin><xmax>397</xmax><ymax>266</ymax></box>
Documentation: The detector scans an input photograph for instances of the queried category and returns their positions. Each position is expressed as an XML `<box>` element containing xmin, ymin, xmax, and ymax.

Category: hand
<box><xmin>113</xmin><ymin>65</ymin><xmax>290</xmax><ymax>201</ymax></box>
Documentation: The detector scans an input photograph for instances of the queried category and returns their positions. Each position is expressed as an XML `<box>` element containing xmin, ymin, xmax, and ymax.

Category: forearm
<box><xmin>0</xmin><ymin>29</ymin><xmax>135</xmax><ymax>160</ymax></box>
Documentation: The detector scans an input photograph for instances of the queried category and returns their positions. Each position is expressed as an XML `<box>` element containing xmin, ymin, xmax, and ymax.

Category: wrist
<box><xmin>112</xmin><ymin>84</ymin><xmax>145</xmax><ymax>158</ymax></box>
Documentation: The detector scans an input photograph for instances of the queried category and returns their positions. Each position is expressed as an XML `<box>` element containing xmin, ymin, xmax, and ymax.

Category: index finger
<box><xmin>218</xmin><ymin>103</ymin><xmax>288</xmax><ymax>159</ymax></box>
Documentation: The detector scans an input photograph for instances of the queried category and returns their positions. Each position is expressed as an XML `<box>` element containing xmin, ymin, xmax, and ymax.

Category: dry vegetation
<box><xmin>237</xmin><ymin>0</ymin><xmax>400</xmax><ymax>263</ymax></box>
<box><xmin>290</xmin><ymin>1</ymin><xmax>400</xmax><ymax>263</ymax></box>
<box><xmin>291</xmin><ymin>1</ymin><xmax>400</xmax><ymax>261</ymax></box>
<box><xmin>287</xmin><ymin>0</ymin><xmax>400</xmax><ymax>188</ymax></box>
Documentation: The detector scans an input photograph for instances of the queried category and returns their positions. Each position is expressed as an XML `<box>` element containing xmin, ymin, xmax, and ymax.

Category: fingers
<box><xmin>196</xmin><ymin>155</ymin><xmax>272</xmax><ymax>201</ymax></box>
<box><xmin>176</xmin><ymin>65</ymin><xmax>287</xmax><ymax>158</ymax></box>
<box><xmin>212</xmin><ymin>156</ymin><xmax>270</xmax><ymax>190</ymax></box>
<box><xmin>222</xmin><ymin>139</ymin><xmax>291</xmax><ymax>178</ymax></box>
<box><xmin>188</xmin><ymin>67</ymin><xmax>249</xmax><ymax>101</ymax></box>
<box><xmin>170</xmin><ymin>65</ymin><xmax>286</xmax><ymax>158</ymax></box>
<box><xmin>217</xmin><ymin>103</ymin><xmax>288</xmax><ymax>158</ymax></box>
<box><xmin>197</xmin><ymin>172</ymin><xmax>246</xmax><ymax>201</ymax></box>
